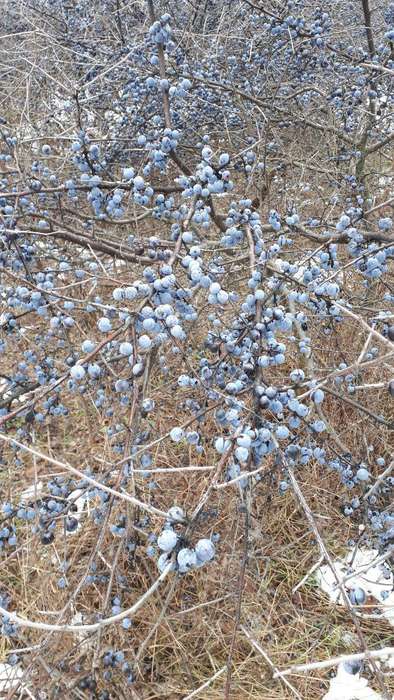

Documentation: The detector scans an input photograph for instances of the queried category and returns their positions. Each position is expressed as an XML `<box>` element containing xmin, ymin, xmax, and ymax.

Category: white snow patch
<box><xmin>323</xmin><ymin>662</ymin><xmax>385</xmax><ymax>700</ymax></box>
<box><xmin>70</xmin><ymin>612</ymin><xmax>94</xmax><ymax>648</ymax></box>
<box><xmin>20</xmin><ymin>481</ymin><xmax>44</xmax><ymax>503</ymax></box>
<box><xmin>0</xmin><ymin>663</ymin><xmax>26</xmax><ymax>694</ymax></box>
<box><xmin>315</xmin><ymin>548</ymin><xmax>394</xmax><ymax>627</ymax></box>
<box><xmin>0</xmin><ymin>377</ymin><xmax>34</xmax><ymax>405</ymax></box>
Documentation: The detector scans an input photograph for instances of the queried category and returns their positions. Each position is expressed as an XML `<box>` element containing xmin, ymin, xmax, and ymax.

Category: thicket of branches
<box><xmin>0</xmin><ymin>0</ymin><xmax>393</xmax><ymax>698</ymax></box>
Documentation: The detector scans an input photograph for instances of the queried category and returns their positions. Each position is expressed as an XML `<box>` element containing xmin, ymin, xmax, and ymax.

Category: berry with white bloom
<box><xmin>98</xmin><ymin>317</ymin><xmax>112</xmax><ymax>333</ymax></box>
<box><xmin>237</xmin><ymin>434</ymin><xmax>252</xmax><ymax>449</ymax></box>
<box><xmin>276</xmin><ymin>425</ymin><xmax>289</xmax><ymax>440</ymax></box>
<box><xmin>168</xmin><ymin>506</ymin><xmax>185</xmax><ymax>522</ymax></box>
<box><xmin>195</xmin><ymin>539</ymin><xmax>215</xmax><ymax>563</ymax></box>
<box><xmin>157</xmin><ymin>529</ymin><xmax>178</xmax><ymax>552</ymax></box>
<box><xmin>356</xmin><ymin>467</ymin><xmax>370</xmax><ymax>481</ymax></box>
<box><xmin>170</xmin><ymin>325</ymin><xmax>185</xmax><ymax>340</ymax></box>
<box><xmin>112</xmin><ymin>288</ymin><xmax>125</xmax><ymax>301</ymax></box>
<box><xmin>138</xmin><ymin>334</ymin><xmax>152</xmax><ymax>350</ymax></box>
<box><xmin>215</xmin><ymin>437</ymin><xmax>230</xmax><ymax>454</ymax></box>
<box><xmin>119</xmin><ymin>342</ymin><xmax>133</xmax><ymax>356</ymax></box>
<box><xmin>70</xmin><ymin>365</ymin><xmax>85</xmax><ymax>381</ymax></box>
<box><xmin>170</xmin><ymin>427</ymin><xmax>184</xmax><ymax>442</ymax></box>
<box><xmin>235</xmin><ymin>446</ymin><xmax>249</xmax><ymax>462</ymax></box>
<box><xmin>313</xmin><ymin>389</ymin><xmax>325</xmax><ymax>404</ymax></box>
<box><xmin>81</xmin><ymin>340</ymin><xmax>95</xmax><ymax>353</ymax></box>
<box><xmin>88</xmin><ymin>363</ymin><xmax>101</xmax><ymax>379</ymax></box>
<box><xmin>177</xmin><ymin>548</ymin><xmax>197</xmax><ymax>573</ymax></box>
<box><xmin>158</xmin><ymin>552</ymin><xmax>175</xmax><ymax>573</ymax></box>
<box><xmin>349</xmin><ymin>587</ymin><xmax>366</xmax><ymax>605</ymax></box>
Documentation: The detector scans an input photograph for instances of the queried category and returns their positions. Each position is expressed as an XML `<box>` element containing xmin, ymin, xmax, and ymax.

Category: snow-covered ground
<box><xmin>316</xmin><ymin>548</ymin><xmax>394</xmax><ymax>700</ymax></box>
<box><xmin>316</xmin><ymin>547</ymin><xmax>394</xmax><ymax>627</ymax></box>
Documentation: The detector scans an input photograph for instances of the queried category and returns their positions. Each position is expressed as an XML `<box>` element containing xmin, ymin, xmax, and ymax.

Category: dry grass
<box><xmin>0</xmin><ymin>64</ymin><xmax>392</xmax><ymax>697</ymax></box>
<box><xmin>1</xmin><ymin>298</ymin><xmax>393</xmax><ymax>699</ymax></box>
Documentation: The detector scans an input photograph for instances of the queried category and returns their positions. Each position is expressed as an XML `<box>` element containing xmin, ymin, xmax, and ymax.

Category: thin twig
<box><xmin>241</xmin><ymin>625</ymin><xmax>303</xmax><ymax>699</ymax></box>
<box><xmin>182</xmin><ymin>666</ymin><xmax>227</xmax><ymax>700</ymax></box>
<box><xmin>274</xmin><ymin>646</ymin><xmax>394</xmax><ymax>678</ymax></box>
<box><xmin>0</xmin><ymin>563</ymin><xmax>172</xmax><ymax>633</ymax></box>
<box><xmin>364</xmin><ymin>461</ymin><xmax>394</xmax><ymax>500</ymax></box>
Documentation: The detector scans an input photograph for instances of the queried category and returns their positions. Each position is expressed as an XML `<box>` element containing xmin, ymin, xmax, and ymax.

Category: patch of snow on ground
<box><xmin>0</xmin><ymin>662</ymin><xmax>25</xmax><ymax>693</ymax></box>
<box><xmin>20</xmin><ymin>481</ymin><xmax>44</xmax><ymax>503</ymax></box>
<box><xmin>70</xmin><ymin>612</ymin><xmax>94</xmax><ymax>649</ymax></box>
<box><xmin>315</xmin><ymin>548</ymin><xmax>394</xmax><ymax>627</ymax></box>
<box><xmin>323</xmin><ymin>662</ymin><xmax>385</xmax><ymax>700</ymax></box>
